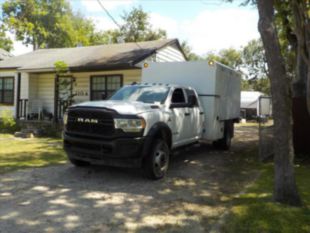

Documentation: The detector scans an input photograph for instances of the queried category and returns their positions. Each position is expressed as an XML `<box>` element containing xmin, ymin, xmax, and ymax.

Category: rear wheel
<box><xmin>213</xmin><ymin>131</ymin><xmax>231</xmax><ymax>150</ymax></box>
<box><xmin>143</xmin><ymin>139</ymin><xmax>170</xmax><ymax>180</ymax></box>
<box><xmin>213</xmin><ymin>121</ymin><xmax>233</xmax><ymax>150</ymax></box>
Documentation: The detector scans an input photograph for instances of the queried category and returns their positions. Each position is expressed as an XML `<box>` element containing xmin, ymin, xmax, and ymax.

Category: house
<box><xmin>240</xmin><ymin>91</ymin><xmax>271</xmax><ymax>119</ymax></box>
<box><xmin>0</xmin><ymin>39</ymin><xmax>186</xmax><ymax>122</ymax></box>
<box><xmin>0</xmin><ymin>48</ymin><xmax>13</xmax><ymax>61</ymax></box>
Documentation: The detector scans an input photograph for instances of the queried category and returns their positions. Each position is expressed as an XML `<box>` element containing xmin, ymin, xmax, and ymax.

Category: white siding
<box><xmin>20</xmin><ymin>72</ymin><xmax>29</xmax><ymax>99</ymax></box>
<box><xmin>136</xmin><ymin>44</ymin><xmax>186</xmax><ymax>67</ymax></box>
<box><xmin>0</xmin><ymin>70</ymin><xmax>17</xmax><ymax>117</ymax></box>
<box><xmin>155</xmin><ymin>45</ymin><xmax>186</xmax><ymax>62</ymax></box>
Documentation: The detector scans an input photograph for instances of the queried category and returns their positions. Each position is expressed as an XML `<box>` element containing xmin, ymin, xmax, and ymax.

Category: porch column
<box><xmin>16</xmin><ymin>72</ymin><xmax>21</xmax><ymax>119</ymax></box>
<box><xmin>53</xmin><ymin>74</ymin><xmax>59</xmax><ymax>123</ymax></box>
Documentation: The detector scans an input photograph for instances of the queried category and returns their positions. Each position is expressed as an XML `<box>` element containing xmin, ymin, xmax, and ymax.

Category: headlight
<box><xmin>63</xmin><ymin>112</ymin><xmax>68</xmax><ymax>125</ymax></box>
<box><xmin>114</xmin><ymin>118</ymin><xmax>146</xmax><ymax>132</ymax></box>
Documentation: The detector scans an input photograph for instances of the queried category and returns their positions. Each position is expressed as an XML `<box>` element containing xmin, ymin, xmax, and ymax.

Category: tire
<box><xmin>68</xmin><ymin>157</ymin><xmax>90</xmax><ymax>167</ymax></box>
<box><xmin>143</xmin><ymin>139</ymin><xmax>170</xmax><ymax>180</ymax></box>
<box><xmin>213</xmin><ymin>123</ymin><xmax>232</xmax><ymax>150</ymax></box>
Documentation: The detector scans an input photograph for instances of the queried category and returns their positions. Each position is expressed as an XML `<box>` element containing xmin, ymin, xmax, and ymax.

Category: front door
<box><xmin>170</xmin><ymin>88</ymin><xmax>189</xmax><ymax>147</ymax></box>
<box><xmin>185</xmin><ymin>88</ymin><xmax>204</xmax><ymax>141</ymax></box>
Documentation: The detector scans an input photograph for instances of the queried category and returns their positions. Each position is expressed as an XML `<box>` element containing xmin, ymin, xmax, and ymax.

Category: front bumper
<box><xmin>63</xmin><ymin>133</ymin><xmax>145</xmax><ymax>168</ymax></box>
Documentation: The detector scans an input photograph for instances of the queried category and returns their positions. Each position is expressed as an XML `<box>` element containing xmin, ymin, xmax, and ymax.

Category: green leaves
<box><xmin>0</xmin><ymin>25</ymin><xmax>13</xmax><ymax>52</ymax></box>
<box><xmin>54</xmin><ymin>61</ymin><xmax>68</xmax><ymax>74</ymax></box>
<box><xmin>1</xmin><ymin>0</ymin><xmax>102</xmax><ymax>49</ymax></box>
<box><xmin>1</xmin><ymin>2</ymin><xmax>169</xmax><ymax>50</ymax></box>
<box><xmin>108</xmin><ymin>6</ymin><xmax>167</xmax><ymax>43</ymax></box>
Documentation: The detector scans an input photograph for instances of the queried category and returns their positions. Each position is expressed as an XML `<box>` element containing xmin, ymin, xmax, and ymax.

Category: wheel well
<box><xmin>153</xmin><ymin>128</ymin><xmax>172</xmax><ymax>149</ymax></box>
<box><xmin>142</xmin><ymin>124</ymin><xmax>173</xmax><ymax>161</ymax></box>
<box><xmin>224</xmin><ymin>120</ymin><xmax>234</xmax><ymax>138</ymax></box>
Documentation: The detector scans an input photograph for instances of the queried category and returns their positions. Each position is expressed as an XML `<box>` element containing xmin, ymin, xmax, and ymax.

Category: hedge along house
<box><xmin>0</xmin><ymin>39</ymin><xmax>186</xmax><ymax>123</ymax></box>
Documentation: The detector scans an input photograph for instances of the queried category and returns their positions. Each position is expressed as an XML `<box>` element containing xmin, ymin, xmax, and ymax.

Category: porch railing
<box><xmin>57</xmin><ymin>100</ymin><xmax>72</xmax><ymax>120</ymax></box>
<box><xmin>18</xmin><ymin>99</ymin><xmax>28</xmax><ymax>119</ymax></box>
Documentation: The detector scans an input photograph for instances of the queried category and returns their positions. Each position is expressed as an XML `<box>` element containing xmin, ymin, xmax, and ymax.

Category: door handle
<box><xmin>185</xmin><ymin>113</ymin><xmax>190</xmax><ymax>116</ymax></box>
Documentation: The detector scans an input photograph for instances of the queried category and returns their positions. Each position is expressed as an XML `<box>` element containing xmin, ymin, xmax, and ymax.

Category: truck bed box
<box><xmin>142</xmin><ymin>61</ymin><xmax>241</xmax><ymax>140</ymax></box>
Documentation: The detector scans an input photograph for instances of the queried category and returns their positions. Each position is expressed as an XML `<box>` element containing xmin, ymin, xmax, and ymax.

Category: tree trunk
<box><xmin>292</xmin><ymin>49</ymin><xmax>310</xmax><ymax>155</ymax></box>
<box><xmin>290</xmin><ymin>0</ymin><xmax>310</xmax><ymax>114</ymax></box>
<box><xmin>289</xmin><ymin>1</ymin><xmax>310</xmax><ymax>155</ymax></box>
<box><xmin>293</xmin><ymin>52</ymin><xmax>307</xmax><ymax>98</ymax></box>
<box><xmin>307</xmin><ymin>70</ymin><xmax>310</xmax><ymax>113</ymax></box>
<box><xmin>257</xmin><ymin>0</ymin><xmax>301</xmax><ymax>206</ymax></box>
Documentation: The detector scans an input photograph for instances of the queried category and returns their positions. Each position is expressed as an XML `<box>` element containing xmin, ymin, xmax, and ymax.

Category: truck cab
<box><xmin>64</xmin><ymin>84</ymin><xmax>204</xmax><ymax>179</ymax></box>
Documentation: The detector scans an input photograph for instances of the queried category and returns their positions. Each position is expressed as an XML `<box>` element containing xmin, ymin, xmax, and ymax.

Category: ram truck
<box><xmin>63</xmin><ymin>61</ymin><xmax>241</xmax><ymax>179</ymax></box>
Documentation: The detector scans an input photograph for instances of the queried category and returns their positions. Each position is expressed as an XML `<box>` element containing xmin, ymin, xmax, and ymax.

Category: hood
<box><xmin>72</xmin><ymin>100</ymin><xmax>159</xmax><ymax>115</ymax></box>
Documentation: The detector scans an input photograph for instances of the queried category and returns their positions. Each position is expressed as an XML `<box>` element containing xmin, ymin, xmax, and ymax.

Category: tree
<box><xmin>256</xmin><ymin>0</ymin><xmax>301</xmax><ymax>206</ymax></box>
<box><xmin>180</xmin><ymin>41</ymin><xmax>201</xmax><ymax>61</ymax></box>
<box><xmin>206</xmin><ymin>48</ymin><xmax>243</xmax><ymax>70</ymax></box>
<box><xmin>0</xmin><ymin>25</ymin><xmax>13</xmax><ymax>52</ymax></box>
<box><xmin>119</xmin><ymin>6</ymin><xmax>166</xmax><ymax>43</ymax></box>
<box><xmin>1</xmin><ymin>0</ymin><xmax>103</xmax><ymax>50</ymax></box>
<box><xmin>290</xmin><ymin>0</ymin><xmax>310</xmax><ymax>114</ymax></box>
<box><xmin>242</xmin><ymin>39</ymin><xmax>270</xmax><ymax>94</ymax></box>
<box><xmin>242</xmin><ymin>39</ymin><xmax>268</xmax><ymax>79</ymax></box>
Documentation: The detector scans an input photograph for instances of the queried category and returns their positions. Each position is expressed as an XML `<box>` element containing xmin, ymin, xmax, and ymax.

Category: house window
<box><xmin>0</xmin><ymin>77</ymin><xmax>14</xmax><ymax>105</ymax></box>
<box><xmin>91</xmin><ymin>75</ymin><xmax>123</xmax><ymax>100</ymax></box>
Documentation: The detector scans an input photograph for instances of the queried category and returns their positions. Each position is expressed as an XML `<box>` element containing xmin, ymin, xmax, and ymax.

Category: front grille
<box><xmin>66</xmin><ymin>108</ymin><xmax>115</xmax><ymax>137</ymax></box>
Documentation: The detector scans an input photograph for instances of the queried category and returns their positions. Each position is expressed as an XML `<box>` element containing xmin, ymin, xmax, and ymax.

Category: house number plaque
<box><xmin>75</xmin><ymin>90</ymin><xmax>89</xmax><ymax>96</ymax></box>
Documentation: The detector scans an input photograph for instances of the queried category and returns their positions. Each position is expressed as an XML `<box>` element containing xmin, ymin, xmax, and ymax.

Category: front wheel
<box><xmin>143</xmin><ymin>139</ymin><xmax>170</xmax><ymax>180</ymax></box>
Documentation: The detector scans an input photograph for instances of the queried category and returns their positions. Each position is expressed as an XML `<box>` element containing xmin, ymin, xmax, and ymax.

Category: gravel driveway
<box><xmin>0</xmin><ymin>125</ymin><xmax>258</xmax><ymax>233</ymax></box>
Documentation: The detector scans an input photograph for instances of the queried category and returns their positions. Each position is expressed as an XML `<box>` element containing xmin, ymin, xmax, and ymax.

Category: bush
<box><xmin>0</xmin><ymin>110</ymin><xmax>19</xmax><ymax>133</ymax></box>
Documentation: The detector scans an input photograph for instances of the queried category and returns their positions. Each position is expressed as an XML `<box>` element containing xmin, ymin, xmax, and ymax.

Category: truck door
<box><xmin>185</xmin><ymin>89</ymin><xmax>204</xmax><ymax>141</ymax></box>
<box><xmin>169</xmin><ymin>88</ymin><xmax>188</xmax><ymax>146</ymax></box>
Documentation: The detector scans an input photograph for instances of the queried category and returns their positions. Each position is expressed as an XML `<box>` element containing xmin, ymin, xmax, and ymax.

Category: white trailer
<box><xmin>142</xmin><ymin>61</ymin><xmax>241</xmax><ymax>141</ymax></box>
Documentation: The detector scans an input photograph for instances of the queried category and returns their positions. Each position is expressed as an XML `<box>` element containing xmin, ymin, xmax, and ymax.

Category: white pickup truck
<box><xmin>63</xmin><ymin>61</ymin><xmax>241</xmax><ymax>179</ymax></box>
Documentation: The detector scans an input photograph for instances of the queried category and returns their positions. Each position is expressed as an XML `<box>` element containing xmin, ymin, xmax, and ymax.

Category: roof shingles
<box><xmin>0</xmin><ymin>39</ymin><xmax>178</xmax><ymax>71</ymax></box>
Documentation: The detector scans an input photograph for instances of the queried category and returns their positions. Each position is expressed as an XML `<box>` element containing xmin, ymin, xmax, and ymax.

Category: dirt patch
<box><xmin>0</xmin><ymin>125</ymin><xmax>259</xmax><ymax>233</ymax></box>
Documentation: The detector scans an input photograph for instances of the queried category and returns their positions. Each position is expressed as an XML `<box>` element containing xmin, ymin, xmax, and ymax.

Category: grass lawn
<box><xmin>222</xmin><ymin>158</ymin><xmax>310</xmax><ymax>233</ymax></box>
<box><xmin>0</xmin><ymin>134</ymin><xmax>66</xmax><ymax>174</ymax></box>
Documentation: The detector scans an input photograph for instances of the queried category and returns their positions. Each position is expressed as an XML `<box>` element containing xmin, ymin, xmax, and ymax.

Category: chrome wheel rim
<box><xmin>153</xmin><ymin>144</ymin><xmax>169</xmax><ymax>177</ymax></box>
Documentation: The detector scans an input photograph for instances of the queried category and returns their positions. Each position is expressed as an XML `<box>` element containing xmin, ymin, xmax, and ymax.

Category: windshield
<box><xmin>110</xmin><ymin>85</ymin><xmax>170</xmax><ymax>104</ymax></box>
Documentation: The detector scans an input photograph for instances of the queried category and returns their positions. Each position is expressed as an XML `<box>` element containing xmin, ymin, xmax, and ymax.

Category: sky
<box><xmin>2</xmin><ymin>0</ymin><xmax>260</xmax><ymax>56</ymax></box>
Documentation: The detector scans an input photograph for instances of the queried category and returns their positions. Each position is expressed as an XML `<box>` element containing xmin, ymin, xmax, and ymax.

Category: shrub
<box><xmin>0</xmin><ymin>110</ymin><xmax>19</xmax><ymax>133</ymax></box>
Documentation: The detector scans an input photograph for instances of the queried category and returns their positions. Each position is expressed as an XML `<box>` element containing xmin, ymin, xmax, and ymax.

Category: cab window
<box><xmin>186</xmin><ymin>89</ymin><xmax>198</xmax><ymax>107</ymax></box>
<box><xmin>171</xmin><ymin>88</ymin><xmax>186</xmax><ymax>104</ymax></box>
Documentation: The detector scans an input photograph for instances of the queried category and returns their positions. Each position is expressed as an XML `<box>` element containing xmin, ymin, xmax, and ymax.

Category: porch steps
<box><xmin>17</xmin><ymin>121</ymin><xmax>63</xmax><ymax>137</ymax></box>
<box><xmin>14</xmin><ymin>131</ymin><xmax>34</xmax><ymax>139</ymax></box>
<box><xmin>14</xmin><ymin>128</ymin><xmax>43</xmax><ymax>138</ymax></box>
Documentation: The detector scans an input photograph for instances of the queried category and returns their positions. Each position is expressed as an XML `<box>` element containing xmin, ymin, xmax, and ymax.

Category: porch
<box><xmin>15</xmin><ymin>69</ymin><xmax>141</xmax><ymax>122</ymax></box>
<box><xmin>16</xmin><ymin>73</ymin><xmax>73</xmax><ymax>123</ymax></box>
